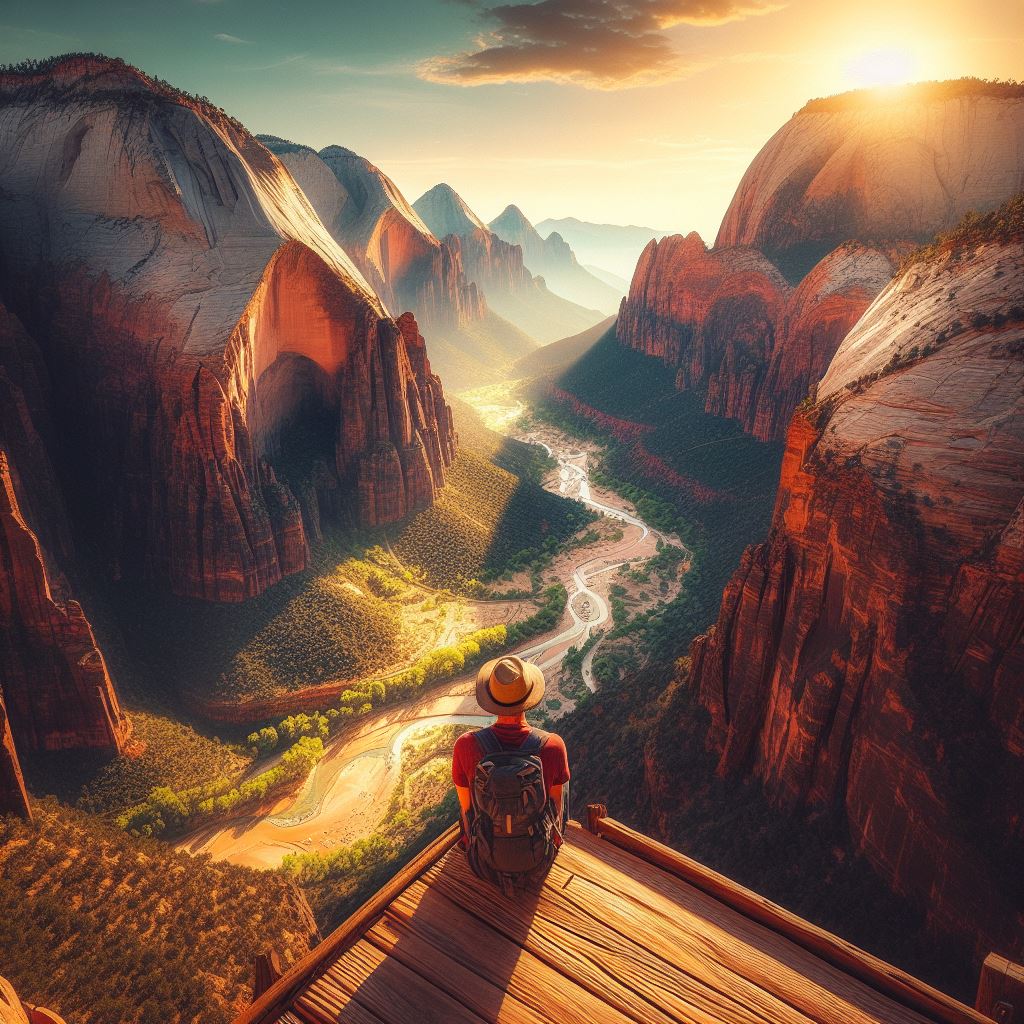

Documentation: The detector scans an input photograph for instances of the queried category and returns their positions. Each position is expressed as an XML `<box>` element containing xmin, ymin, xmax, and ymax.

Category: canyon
<box><xmin>488</xmin><ymin>204</ymin><xmax>622</xmax><ymax>313</ymax></box>
<box><xmin>684</xmin><ymin>228</ymin><xmax>1024</xmax><ymax>962</ymax></box>
<box><xmin>0</xmin><ymin>55</ymin><xmax>456</xmax><ymax>604</ymax></box>
<box><xmin>413</xmin><ymin>183</ymin><xmax>605</xmax><ymax>344</ymax></box>
<box><xmin>0</xmin><ymin>55</ymin><xmax>455</xmax><ymax>807</ymax></box>
<box><xmin>261</xmin><ymin>137</ymin><xmax>485</xmax><ymax>331</ymax></box>
<box><xmin>617</xmin><ymin>82</ymin><xmax>1024</xmax><ymax>441</ymax></box>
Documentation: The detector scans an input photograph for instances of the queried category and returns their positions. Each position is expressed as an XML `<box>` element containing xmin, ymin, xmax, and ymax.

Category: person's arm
<box><xmin>549</xmin><ymin>783</ymin><xmax>565</xmax><ymax>828</ymax></box>
<box><xmin>456</xmin><ymin>784</ymin><xmax>472</xmax><ymax>838</ymax></box>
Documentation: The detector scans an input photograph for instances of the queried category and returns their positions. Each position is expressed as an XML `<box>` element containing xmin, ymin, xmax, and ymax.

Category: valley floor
<box><xmin>176</xmin><ymin>410</ymin><xmax>684</xmax><ymax>869</ymax></box>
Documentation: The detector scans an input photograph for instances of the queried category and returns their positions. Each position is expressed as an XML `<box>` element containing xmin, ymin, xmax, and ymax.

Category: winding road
<box><xmin>179</xmin><ymin>427</ymin><xmax>678</xmax><ymax>869</ymax></box>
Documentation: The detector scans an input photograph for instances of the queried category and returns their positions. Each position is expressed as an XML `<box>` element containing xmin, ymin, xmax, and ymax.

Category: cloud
<box><xmin>420</xmin><ymin>0</ymin><xmax>782</xmax><ymax>89</ymax></box>
<box><xmin>214</xmin><ymin>32</ymin><xmax>252</xmax><ymax>44</ymax></box>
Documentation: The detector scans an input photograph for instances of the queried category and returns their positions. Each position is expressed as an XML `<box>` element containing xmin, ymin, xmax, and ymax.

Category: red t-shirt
<box><xmin>452</xmin><ymin>725</ymin><xmax>570</xmax><ymax>791</ymax></box>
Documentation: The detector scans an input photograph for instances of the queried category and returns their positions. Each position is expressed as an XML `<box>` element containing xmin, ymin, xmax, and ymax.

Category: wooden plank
<box><xmin>428</xmin><ymin>850</ymin><xmax>811</xmax><ymax>1024</ymax></box>
<box><xmin>321</xmin><ymin>939</ymin><xmax>490</xmax><ymax>1023</ymax></box>
<box><xmin>419</xmin><ymin>857</ymin><xmax>679</xmax><ymax>1024</ymax></box>
<box><xmin>976</xmin><ymin>953</ymin><xmax>1024</xmax><ymax>1020</ymax></box>
<box><xmin>377</xmin><ymin>880</ymin><xmax>636</xmax><ymax>1024</ymax></box>
<box><xmin>365</xmin><ymin>914</ymin><xmax>554</xmax><ymax>1024</ymax></box>
<box><xmin>255</xmin><ymin>950</ymin><xmax>283</xmax><ymax>1000</ymax></box>
<box><xmin>585</xmin><ymin>816</ymin><xmax>988</xmax><ymax>1024</ymax></box>
<box><xmin>552</xmin><ymin>840</ymin><xmax>924</xmax><ymax>1024</ymax></box>
<box><xmin>233</xmin><ymin>824</ymin><xmax>461</xmax><ymax>1024</ymax></box>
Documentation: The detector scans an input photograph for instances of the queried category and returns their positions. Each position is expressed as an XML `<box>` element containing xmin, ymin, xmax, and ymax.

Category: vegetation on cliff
<box><xmin>903</xmin><ymin>191</ymin><xmax>1024</xmax><ymax>267</ymax></box>
<box><xmin>0</xmin><ymin>800</ymin><xmax>317</xmax><ymax>1024</ymax></box>
<box><xmin>799</xmin><ymin>76</ymin><xmax>1024</xmax><ymax>114</ymax></box>
<box><xmin>394</xmin><ymin>402</ymin><xmax>594</xmax><ymax>590</ymax></box>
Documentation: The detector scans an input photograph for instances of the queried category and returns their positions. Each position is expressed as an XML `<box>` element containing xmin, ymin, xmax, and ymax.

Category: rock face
<box><xmin>1</xmin><ymin>451</ymin><xmax>131</xmax><ymax>757</ymax></box>
<box><xmin>414</xmin><ymin>184</ymin><xmax>604</xmax><ymax>343</ymax></box>
<box><xmin>0</xmin><ymin>691</ymin><xmax>30</xmax><ymax>819</ymax></box>
<box><xmin>261</xmin><ymin>138</ymin><xmax>485</xmax><ymax>329</ymax></box>
<box><xmin>488</xmin><ymin>204</ymin><xmax>622</xmax><ymax>312</ymax></box>
<box><xmin>687</xmin><ymin>234</ymin><xmax>1024</xmax><ymax>960</ymax></box>
<box><xmin>0</xmin><ymin>55</ymin><xmax>455</xmax><ymax>603</ymax></box>
<box><xmin>717</xmin><ymin>82</ymin><xmax>1024</xmax><ymax>278</ymax></box>
<box><xmin>0</xmin><ymin>296</ymin><xmax>130</xmax><ymax>784</ymax></box>
<box><xmin>618</xmin><ymin>82</ymin><xmax>1024</xmax><ymax>441</ymax></box>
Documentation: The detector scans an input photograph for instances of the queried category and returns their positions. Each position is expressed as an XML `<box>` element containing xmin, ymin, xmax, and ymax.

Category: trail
<box><xmin>178</xmin><ymin>422</ymin><xmax>679</xmax><ymax>869</ymax></box>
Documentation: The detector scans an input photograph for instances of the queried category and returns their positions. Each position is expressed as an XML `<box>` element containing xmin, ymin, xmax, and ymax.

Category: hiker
<box><xmin>452</xmin><ymin>656</ymin><xmax>570</xmax><ymax>894</ymax></box>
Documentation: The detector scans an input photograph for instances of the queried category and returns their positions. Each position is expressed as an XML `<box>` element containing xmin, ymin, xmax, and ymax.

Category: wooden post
<box><xmin>586</xmin><ymin>803</ymin><xmax>607</xmax><ymax>834</ymax></box>
<box><xmin>253</xmin><ymin>950</ymin><xmax>282</xmax><ymax>1000</ymax></box>
<box><xmin>976</xmin><ymin>953</ymin><xmax>1024</xmax><ymax>1022</ymax></box>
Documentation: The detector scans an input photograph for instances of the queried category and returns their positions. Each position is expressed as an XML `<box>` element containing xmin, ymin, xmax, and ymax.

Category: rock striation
<box><xmin>687</xmin><ymin>231</ymin><xmax>1024</xmax><ymax>960</ymax></box>
<box><xmin>618</xmin><ymin>81</ymin><xmax>1024</xmax><ymax>441</ymax></box>
<box><xmin>488</xmin><ymin>204</ymin><xmax>622</xmax><ymax>312</ymax></box>
<box><xmin>717</xmin><ymin>81</ymin><xmax>1024</xmax><ymax>279</ymax></box>
<box><xmin>260</xmin><ymin>138</ymin><xmax>485</xmax><ymax>329</ymax></box>
<box><xmin>0</xmin><ymin>451</ymin><xmax>131</xmax><ymax>758</ymax></box>
<box><xmin>0</xmin><ymin>55</ymin><xmax>455</xmax><ymax>603</ymax></box>
<box><xmin>0</xmin><ymin>296</ymin><xmax>130</xmax><ymax>786</ymax></box>
<box><xmin>0</xmin><ymin>691</ymin><xmax>30</xmax><ymax>819</ymax></box>
<box><xmin>414</xmin><ymin>184</ymin><xmax>604</xmax><ymax>343</ymax></box>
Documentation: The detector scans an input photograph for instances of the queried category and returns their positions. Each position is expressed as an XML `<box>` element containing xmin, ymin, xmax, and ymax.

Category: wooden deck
<box><xmin>238</xmin><ymin>814</ymin><xmax>989</xmax><ymax>1024</ymax></box>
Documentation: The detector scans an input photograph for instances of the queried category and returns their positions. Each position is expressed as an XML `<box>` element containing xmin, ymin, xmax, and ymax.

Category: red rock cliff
<box><xmin>687</xmin><ymin>234</ymin><xmax>1024</xmax><ymax>960</ymax></box>
<box><xmin>0</xmin><ymin>452</ymin><xmax>131</xmax><ymax>756</ymax></box>
<box><xmin>0</xmin><ymin>691</ymin><xmax>30</xmax><ymax>819</ymax></box>
<box><xmin>0</xmin><ymin>56</ymin><xmax>456</xmax><ymax>602</ymax></box>
<box><xmin>265</xmin><ymin>140</ymin><xmax>485</xmax><ymax>330</ymax></box>
<box><xmin>618</xmin><ymin>82</ymin><xmax>1024</xmax><ymax>442</ymax></box>
<box><xmin>717</xmin><ymin>82</ymin><xmax>1024</xmax><ymax>274</ymax></box>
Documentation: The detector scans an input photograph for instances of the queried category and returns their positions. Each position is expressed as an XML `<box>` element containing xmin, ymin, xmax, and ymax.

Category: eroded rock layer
<box><xmin>0</xmin><ymin>452</ymin><xmax>131</xmax><ymax>756</ymax></box>
<box><xmin>618</xmin><ymin>82</ymin><xmax>1024</xmax><ymax>441</ymax></box>
<box><xmin>0</xmin><ymin>56</ymin><xmax>455</xmax><ymax>602</ymax></box>
<box><xmin>414</xmin><ymin>184</ymin><xmax>603</xmax><ymax>343</ymax></box>
<box><xmin>717</xmin><ymin>82</ymin><xmax>1024</xmax><ymax>275</ymax></box>
<box><xmin>687</xmin><ymin>236</ymin><xmax>1024</xmax><ymax>960</ymax></box>
<box><xmin>263</xmin><ymin>139</ymin><xmax>485</xmax><ymax>329</ymax></box>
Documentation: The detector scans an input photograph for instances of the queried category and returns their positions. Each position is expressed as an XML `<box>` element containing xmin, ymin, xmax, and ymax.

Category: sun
<box><xmin>844</xmin><ymin>47</ymin><xmax>918</xmax><ymax>89</ymax></box>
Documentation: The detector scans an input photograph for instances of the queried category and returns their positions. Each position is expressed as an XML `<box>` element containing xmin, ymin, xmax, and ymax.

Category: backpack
<box><xmin>466</xmin><ymin>727</ymin><xmax>560</xmax><ymax>895</ymax></box>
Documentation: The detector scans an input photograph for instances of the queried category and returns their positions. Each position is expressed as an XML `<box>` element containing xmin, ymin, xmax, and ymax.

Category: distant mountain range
<box><xmin>487</xmin><ymin>205</ymin><xmax>621</xmax><ymax>314</ymax></box>
<box><xmin>535</xmin><ymin>217</ymin><xmax>672</xmax><ymax>279</ymax></box>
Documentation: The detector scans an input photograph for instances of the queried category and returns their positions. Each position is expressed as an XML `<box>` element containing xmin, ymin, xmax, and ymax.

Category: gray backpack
<box><xmin>466</xmin><ymin>727</ymin><xmax>560</xmax><ymax>894</ymax></box>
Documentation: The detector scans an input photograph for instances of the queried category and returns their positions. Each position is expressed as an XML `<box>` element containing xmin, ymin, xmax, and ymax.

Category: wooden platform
<box><xmin>237</xmin><ymin>815</ymin><xmax>990</xmax><ymax>1024</ymax></box>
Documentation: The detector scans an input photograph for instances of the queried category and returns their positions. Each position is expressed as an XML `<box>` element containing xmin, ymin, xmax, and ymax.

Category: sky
<box><xmin>1</xmin><ymin>0</ymin><xmax>1021</xmax><ymax>239</ymax></box>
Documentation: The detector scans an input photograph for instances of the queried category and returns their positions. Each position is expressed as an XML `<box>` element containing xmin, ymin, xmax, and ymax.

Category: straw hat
<box><xmin>475</xmin><ymin>655</ymin><xmax>545</xmax><ymax>715</ymax></box>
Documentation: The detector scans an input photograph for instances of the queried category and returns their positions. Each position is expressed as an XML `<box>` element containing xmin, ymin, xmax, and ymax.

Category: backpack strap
<box><xmin>518</xmin><ymin>728</ymin><xmax>548</xmax><ymax>755</ymax></box>
<box><xmin>473</xmin><ymin>726</ymin><xmax>504</xmax><ymax>757</ymax></box>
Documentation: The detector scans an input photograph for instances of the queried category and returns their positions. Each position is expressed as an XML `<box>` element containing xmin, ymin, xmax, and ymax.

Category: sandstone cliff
<box><xmin>0</xmin><ymin>55</ymin><xmax>455</xmax><ymax>602</ymax></box>
<box><xmin>0</xmin><ymin>296</ymin><xmax>130</xmax><ymax>778</ymax></box>
<box><xmin>0</xmin><ymin>452</ymin><xmax>131</xmax><ymax>757</ymax></box>
<box><xmin>0</xmin><ymin>691</ymin><xmax>30</xmax><ymax>819</ymax></box>
<box><xmin>717</xmin><ymin>80</ymin><xmax>1024</xmax><ymax>280</ymax></box>
<box><xmin>618</xmin><ymin>81</ymin><xmax>1024</xmax><ymax>441</ymax></box>
<box><xmin>261</xmin><ymin>138</ymin><xmax>485</xmax><ymax>329</ymax></box>
<box><xmin>686</xmin><ymin>227</ymin><xmax>1024</xmax><ymax>960</ymax></box>
<box><xmin>414</xmin><ymin>184</ymin><xmax>604</xmax><ymax>343</ymax></box>
<box><xmin>488</xmin><ymin>204</ymin><xmax>622</xmax><ymax>312</ymax></box>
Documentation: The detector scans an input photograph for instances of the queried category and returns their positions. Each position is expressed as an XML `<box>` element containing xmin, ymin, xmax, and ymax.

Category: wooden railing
<box><xmin>234</xmin><ymin>823</ymin><xmax>462</xmax><ymax>1024</ymax></box>
<box><xmin>585</xmin><ymin>804</ymin><xmax>992</xmax><ymax>1024</ymax></box>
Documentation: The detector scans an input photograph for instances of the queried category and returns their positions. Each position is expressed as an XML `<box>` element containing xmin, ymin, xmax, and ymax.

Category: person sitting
<box><xmin>451</xmin><ymin>656</ymin><xmax>570</xmax><ymax>895</ymax></box>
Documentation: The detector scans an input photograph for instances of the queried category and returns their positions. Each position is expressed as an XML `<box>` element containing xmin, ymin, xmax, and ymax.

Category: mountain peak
<box><xmin>412</xmin><ymin>183</ymin><xmax>487</xmax><ymax>239</ymax></box>
<box><xmin>488</xmin><ymin>204</ymin><xmax>542</xmax><ymax>245</ymax></box>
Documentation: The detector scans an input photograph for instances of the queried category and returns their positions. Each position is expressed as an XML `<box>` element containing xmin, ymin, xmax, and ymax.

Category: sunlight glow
<box><xmin>844</xmin><ymin>47</ymin><xmax>918</xmax><ymax>88</ymax></box>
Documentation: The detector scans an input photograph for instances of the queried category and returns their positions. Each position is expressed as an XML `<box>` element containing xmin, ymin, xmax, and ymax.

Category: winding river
<box><xmin>178</xmin><ymin>425</ymin><xmax>679</xmax><ymax>869</ymax></box>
